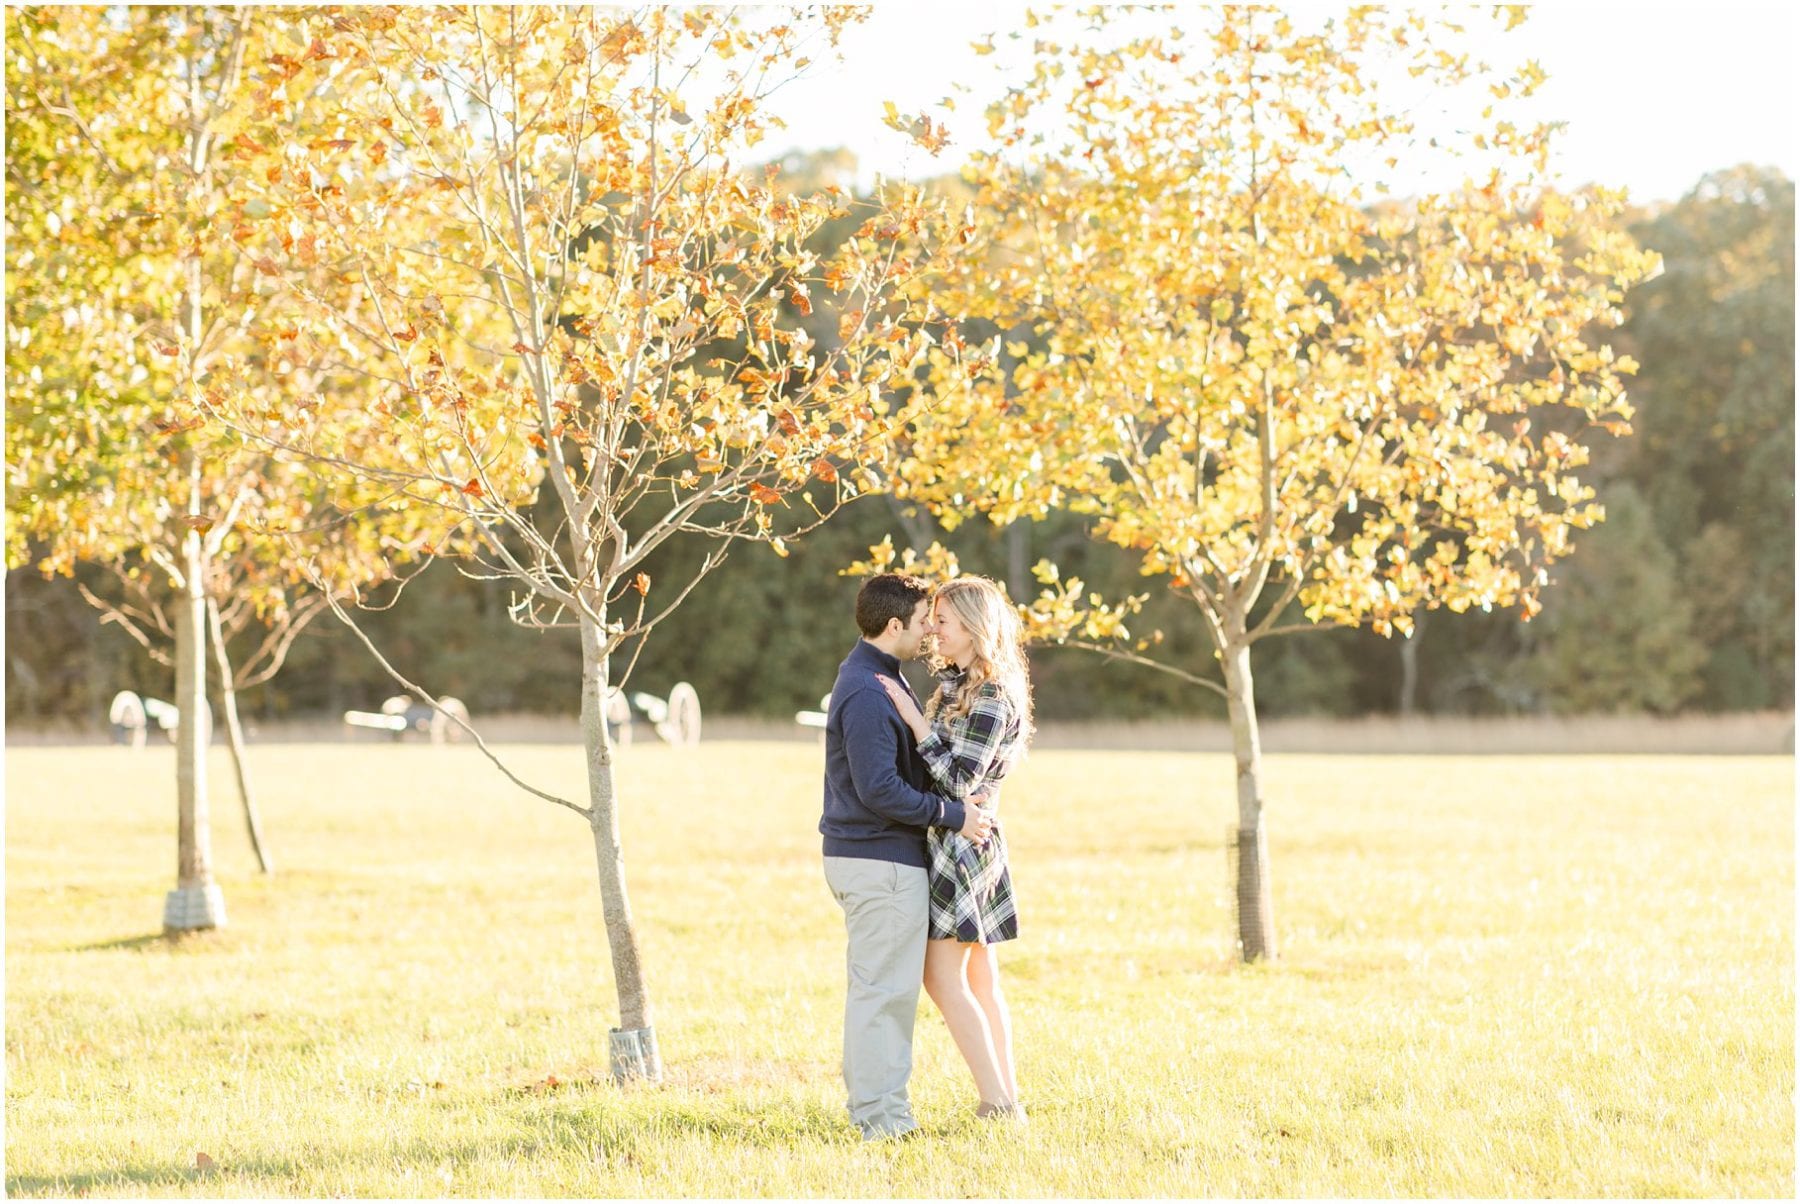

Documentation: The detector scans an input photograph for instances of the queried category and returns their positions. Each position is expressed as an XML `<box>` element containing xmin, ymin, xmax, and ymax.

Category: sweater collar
<box><xmin>852</xmin><ymin>639</ymin><xmax>903</xmax><ymax>677</ymax></box>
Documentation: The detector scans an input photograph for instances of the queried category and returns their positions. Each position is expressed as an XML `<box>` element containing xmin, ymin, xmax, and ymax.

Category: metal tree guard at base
<box><xmin>609</xmin><ymin>1026</ymin><xmax>661</xmax><ymax>1083</ymax></box>
<box><xmin>1228</xmin><ymin>824</ymin><xmax>1276</xmax><ymax>962</ymax></box>
<box><xmin>163</xmin><ymin>884</ymin><xmax>227</xmax><ymax>933</ymax></box>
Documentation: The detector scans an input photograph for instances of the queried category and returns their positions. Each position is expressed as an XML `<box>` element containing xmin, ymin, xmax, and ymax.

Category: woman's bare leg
<box><xmin>963</xmin><ymin>942</ymin><xmax>1018</xmax><ymax>1101</ymax></box>
<box><xmin>922</xmin><ymin>938</ymin><xmax>1012</xmax><ymax>1106</ymax></box>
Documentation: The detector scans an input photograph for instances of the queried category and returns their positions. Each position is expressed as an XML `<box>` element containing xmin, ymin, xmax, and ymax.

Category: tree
<box><xmin>65</xmin><ymin>537</ymin><xmax>337</xmax><ymax>874</ymax></box>
<box><xmin>205</xmin><ymin>6</ymin><xmax>969</xmax><ymax>1080</ymax></box>
<box><xmin>7</xmin><ymin>6</ymin><xmax>271</xmax><ymax>931</ymax></box>
<box><xmin>1521</xmin><ymin>483</ymin><xmax>1703</xmax><ymax>712</ymax></box>
<box><xmin>6</xmin><ymin>7</ymin><xmax>405</xmax><ymax>917</ymax></box>
<box><xmin>884</xmin><ymin>7</ymin><xmax>1660</xmax><ymax>960</ymax></box>
<box><xmin>1616</xmin><ymin>167</ymin><xmax>1794</xmax><ymax>709</ymax></box>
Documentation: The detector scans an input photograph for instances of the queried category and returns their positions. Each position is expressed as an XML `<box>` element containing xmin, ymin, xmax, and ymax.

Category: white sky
<box><xmin>756</xmin><ymin>3</ymin><xmax>1800</xmax><ymax>204</ymax></box>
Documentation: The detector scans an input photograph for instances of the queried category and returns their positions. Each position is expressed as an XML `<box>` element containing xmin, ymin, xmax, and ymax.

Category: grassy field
<box><xmin>5</xmin><ymin>742</ymin><xmax>1793</xmax><ymax>1197</ymax></box>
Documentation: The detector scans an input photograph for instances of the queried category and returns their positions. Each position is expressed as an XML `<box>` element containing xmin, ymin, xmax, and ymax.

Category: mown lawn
<box><xmin>4</xmin><ymin>742</ymin><xmax>1792</xmax><ymax>1197</ymax></box>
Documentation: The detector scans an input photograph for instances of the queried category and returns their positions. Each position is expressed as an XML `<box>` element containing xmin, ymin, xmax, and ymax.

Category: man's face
<box><xmin>893</xmin><ymin>599</ymin><xmax>933</xmax><ymax>660</ymax></box>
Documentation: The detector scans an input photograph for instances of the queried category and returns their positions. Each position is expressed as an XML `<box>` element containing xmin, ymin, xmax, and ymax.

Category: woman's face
<box><xmin>931</xmin><ymin>597</ymin><xmax>976</xmax><ymax>667</ymax></box>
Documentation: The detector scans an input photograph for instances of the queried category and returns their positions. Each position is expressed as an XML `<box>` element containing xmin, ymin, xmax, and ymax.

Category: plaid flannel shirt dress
<box><xmin>918</xmin><ymin>668</ymin><xmax>1024</xmax><ymax>944</ymax></box>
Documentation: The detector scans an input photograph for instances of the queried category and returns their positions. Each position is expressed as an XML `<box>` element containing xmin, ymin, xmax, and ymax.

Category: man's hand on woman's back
<box><xmin>960</xmin><ymin>794</ymin><xmax>995</xmax><ymax>845</ymax></box>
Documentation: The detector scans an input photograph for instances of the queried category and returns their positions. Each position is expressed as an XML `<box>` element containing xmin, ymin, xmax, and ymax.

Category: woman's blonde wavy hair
<box><xmin>924</xmin><ymin>576</ymin><xmax>1035</xmax><ymax>741</ymax></box>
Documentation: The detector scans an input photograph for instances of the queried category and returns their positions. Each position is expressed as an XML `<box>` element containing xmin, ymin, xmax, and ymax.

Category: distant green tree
<box><xmin>1617</xmin><ymin>166</ymin><xmax>1794</xmax><ymax>709</ymax></box>
<box><xmin>3</xmin><ymin>565</ymin><xmax>158</xmax><ymax>725</ymax></box>
<box><xmin>1523</xmin><ymin>483</ymin><xmax>1704</xmax><ymax>713</ymax></box>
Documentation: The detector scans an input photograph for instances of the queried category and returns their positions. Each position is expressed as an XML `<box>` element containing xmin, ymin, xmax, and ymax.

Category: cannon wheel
<box><xmin>666</xmin><ymin>682</ymin><xmax>701</xmax><ymax>746</ymax></box>
<box><xmin>430</xmin><ymin>697</ymin><xmax>470</xmax><ymax>744</ymax></box>
<box><xmin>109</xmin><ymin>691</ymin><xmax>148</xmax><ymax>749</ymax></box>
<box><xmin>605</xmin><ymin>688</ymin><xmax>634</xmax><ymax>747</ymax></box>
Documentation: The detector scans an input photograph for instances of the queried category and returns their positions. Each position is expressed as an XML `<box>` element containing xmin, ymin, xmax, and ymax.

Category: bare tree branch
<box><xmin>77</xmin><ymin>582</ymin><xmax>175</xmax><ymax>667</ymax></box>
<box><xmin>313</xmin><ymin>583</ymin><xmax>590</xmax><ymax>820</ymax></box>
<box><xmin>1045</xmin><ymin>639</ymin><xmax>1231</xmax><ymax>699</ymax></box>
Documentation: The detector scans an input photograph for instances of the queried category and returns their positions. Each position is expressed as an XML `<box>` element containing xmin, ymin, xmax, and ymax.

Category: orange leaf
<box><xmin>461</xmin><ymin>479</ymin><xmax>485</xmax><ymax>498</ymax></box>
<box><xmin>633</xmin><ymin>572</ymin><xmax>651</xmax><ymax>596</ymax></box>
<box><xmin>749</xmin><ymin>483</ymin><xmax>782</xmax><ymax>506</ymax></box>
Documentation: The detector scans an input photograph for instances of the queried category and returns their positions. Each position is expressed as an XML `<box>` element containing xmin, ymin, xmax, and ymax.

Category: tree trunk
<box><xmin>885</xmin><ymin>492</ymin><xmax>938</xmax><ymax>555</ymax></box>
<box><xmin>82</xmin><ymin>590</ymin><xmax>102</xmax><ymax>728</ymax></box>
<box><xmin>208</xmin><ymin>597</ymin><xmax>273</xmax><ymax>875</ymax></box>
<box><xmin>1005</xmin><ymin>521</ymin><xmax>1031</xmax><ymax>602</ymax></box>
<box><xmin>1220</xmin><ymin>621</ymin><xmax>1274</xmax><ymax>961</ymax></box>
<box><xmin>1398</xmin><ymin>611</ymin><xmax>1424</xmax><ymax>717</ymax></box>
<box><xmin>578</xmin><ymin>612</ymin><xmax>660</xmax><ymax>1082</ymax></box>
<box><xmin>165</xmin><ymin>531</ymin><xmax>226</xmax><ymax>932</ymax></box>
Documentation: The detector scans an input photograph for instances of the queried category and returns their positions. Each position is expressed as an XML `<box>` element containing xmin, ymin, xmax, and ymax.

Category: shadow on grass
<box><xmin>6</xmin><ymin>1152</ymin><xmax>301</xmax><ymax>1198</ymax></box>
<box><xmin>66</xmin><ymin>931</ymin><xmax>170</xmax><ymax>953</ymax></box>
<box><xmin>520</xmin><ymin>1083</ymin><xmax>860</xmax><ymax>1151</ymax></box>
<box><xmin>6</xmin><ymin>1085</ymin><xmax>945</xmax><ymax>1197</ymax></box>
<box><xmin>7</xmin><ymin>1108</ymin><xmax>850</xmax><ymax>1197</ymax></box>
<box><xmin>65</xmin><ymin>928</ymin><xmax>233</xmax><ymax>954</ymax></box>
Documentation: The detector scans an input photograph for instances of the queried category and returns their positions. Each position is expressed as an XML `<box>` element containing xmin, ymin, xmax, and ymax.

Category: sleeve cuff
<box><xmin>940</xmin><ymin>797</ymin><xmax>966</xmax><ymax>831</ymax></box>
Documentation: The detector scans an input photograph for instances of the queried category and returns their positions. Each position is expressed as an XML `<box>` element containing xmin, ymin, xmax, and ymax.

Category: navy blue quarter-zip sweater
<box><xmin>819</xmin><ymin>640</ymin><xmax>968</xmax><ymax>867</ymax></box>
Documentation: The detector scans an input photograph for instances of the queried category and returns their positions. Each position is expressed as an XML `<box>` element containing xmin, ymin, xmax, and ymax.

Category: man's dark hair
<box><xmin>855</xmin><ymin>573</ymin><xmax>932</xmax><ymax>638</ymax></box>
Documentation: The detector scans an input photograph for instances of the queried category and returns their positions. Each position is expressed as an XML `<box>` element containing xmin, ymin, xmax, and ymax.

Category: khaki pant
<box><xmin>823</xmin><ymin>855</ymin><xmax>929</xmax><ymax>1139</ymax></box>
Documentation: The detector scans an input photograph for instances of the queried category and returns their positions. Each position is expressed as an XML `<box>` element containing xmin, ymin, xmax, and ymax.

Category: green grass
<box><xmin>5</xmin><ymin>742</ymin><xmax>1793</xmax><ymax>1197</ymax></box>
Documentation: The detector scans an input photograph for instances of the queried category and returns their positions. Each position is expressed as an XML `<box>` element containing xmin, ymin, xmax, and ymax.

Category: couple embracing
<box><xmin>819</xmin><ymin>572</ymin><xmax>1033</xmax><ymax>1140</ymax></box>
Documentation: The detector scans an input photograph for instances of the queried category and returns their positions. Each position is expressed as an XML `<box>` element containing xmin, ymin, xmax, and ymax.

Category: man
<box><xmin>821</xmin><ymin>572</ymin><xmax>994</xmax><ymax>1141</ymax></box>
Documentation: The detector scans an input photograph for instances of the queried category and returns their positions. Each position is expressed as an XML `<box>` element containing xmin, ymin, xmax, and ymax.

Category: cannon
<box><xmin>606</xmin><ymin>682</ymin><xmax>702</xmax><ymax>747</ymax></box>
<box><xmin>604</xmin><ymin>687</ymin><xmax>634</xmax><ymax>746</ymax></box>
<box><xmin>110</xmin><ymin>690</ymin><xmax>210</xmax><ymax>747</ymax></box>
<box><xmin>109</xmin><ymin>690</ymin><xmax>149</xmax><ymax>749</ymax></box>
<box><xmin>343</xmin><ymin>694</ymin><xmax>470</xmax><ymax>743</ymax></box>
<box><xmin>796</xmin><ymin>692</ymin><xmax>830</xmax><ymax>732</ymax></box>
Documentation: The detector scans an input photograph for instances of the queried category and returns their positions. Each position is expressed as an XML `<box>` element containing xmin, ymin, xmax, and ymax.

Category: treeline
<box><xmin>6</xmin><ymin>164</ymin><xmax>1791</xmax><ymax>728</ymax></box>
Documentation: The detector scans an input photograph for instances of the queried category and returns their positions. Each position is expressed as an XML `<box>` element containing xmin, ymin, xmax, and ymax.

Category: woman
<box><xmin>876</xmin><ymin>575</ymin><xmax>1033</xmax><ymax>1122</ymax></box>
